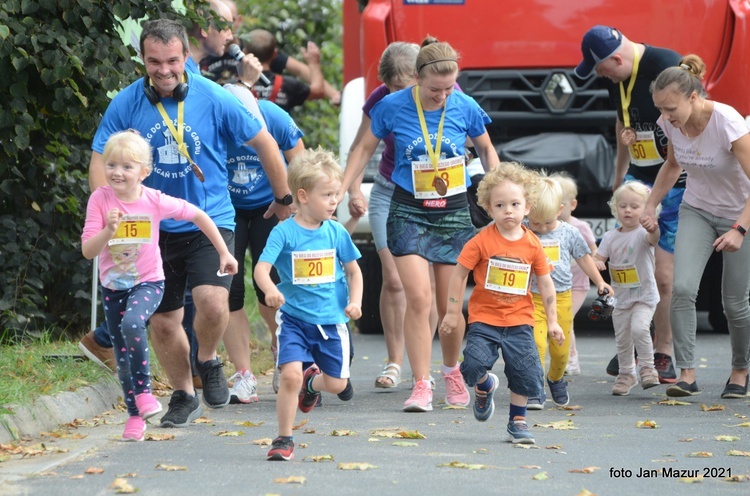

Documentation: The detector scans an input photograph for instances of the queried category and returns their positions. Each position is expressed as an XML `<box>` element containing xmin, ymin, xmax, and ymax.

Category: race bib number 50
<box><xmin>292</xmin><ymin>249</ymin><xmax>336</xmax><ymax>285</ymax></box>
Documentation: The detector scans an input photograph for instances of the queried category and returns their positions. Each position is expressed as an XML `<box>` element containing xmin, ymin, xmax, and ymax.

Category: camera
<box><xmin>588</xmin><ymin>289</ymin><xmax>615</xmax><ymax>321</ymax></box>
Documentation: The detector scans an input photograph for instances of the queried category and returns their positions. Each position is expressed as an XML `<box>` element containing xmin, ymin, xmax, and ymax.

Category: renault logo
<box><xmin>544</xmin><ymin>73</ymin><xmax>574</xmax><ymax>110</ymax></box>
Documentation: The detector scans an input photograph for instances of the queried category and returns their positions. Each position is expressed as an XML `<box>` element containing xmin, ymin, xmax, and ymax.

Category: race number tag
<box><xmin>109</xmin><ymin>215</ymin><xmax>152</xmax><ymax>245</ymax></box>
<box><xmin>541</xmin><ymin>239</ymin><xmax>561</xmax><ymax>265</ymax></box>
<box><xmin>609</xmin><ymin>263</ymin><xmax>641</xmax><ymax>288</ymax></box>
<box><xmin>292</xmin><ymin>249</ymin><xmax>336</xmax><ymax>285</ymax></box>
<box><xmin>411</xmin><ymin>156</ymin><xmax>466</xmax><ymax>199</ymax></box>
<box><xmin>628</xmin><ymin>130</ymin><xmax>662</xmax><ymax>167</ymax></box>
<box><xmin>485</xmin><ymin>259</ymin><xmax>531</xmax><ymax>295</ymax></box>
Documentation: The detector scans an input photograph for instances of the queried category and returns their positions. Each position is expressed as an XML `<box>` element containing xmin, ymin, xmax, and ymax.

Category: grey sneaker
<box><xmin>196</xmin><ymin>357</ymin><xmax>230</xmax><ymax>408</ymax></box>
<box><xmin>507</xmin><ymin>420</ymin><xmax>535</xmax><ymax>444</ymax></box>
<box><xmin>160</xmin><ymin>390</ymin><xmax>202</xmax><ymax>428</ymax></box>
<box><xmin>473</xmin><ymin>373</ymin><xmax>498</xmax><ymax>422</ymax></box>
<box><xmin>639</xmin><ymin>367</ymin><xmax>660</xmax><ymax>390</ymax></box>
<box><xmin>612</xmin><ymin>373</ymin><xmax>638</xmax><ymax>396</ymax></box>
<box><xmin>526</xmin><ymin>390</ymin><xmax>546</xmax><ymax>411</ymax></box>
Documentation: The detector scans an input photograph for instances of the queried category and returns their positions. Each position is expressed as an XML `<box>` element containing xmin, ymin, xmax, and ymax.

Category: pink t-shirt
<box><xmin>568</xmin><ymin>216</ymin><xmax>596</xmax><ymax>292</ymax></box>
<box><xmin>658</xmin><ymin>102</ymin><xmax>750</xmax><ymax>219</ymax></box>
<box><xmin>82</xmin><ymin>186</ymin><xmax>197</xmax><ymax>290</ymax></box>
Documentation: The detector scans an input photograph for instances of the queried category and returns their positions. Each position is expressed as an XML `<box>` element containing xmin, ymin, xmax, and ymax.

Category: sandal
<box><xmin>375</xmin><ymin>363</ymin><xmax>402</xmax><ymax>389</ymax></box>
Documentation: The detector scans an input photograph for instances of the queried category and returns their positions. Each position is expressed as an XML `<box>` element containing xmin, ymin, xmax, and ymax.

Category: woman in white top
<box><xmin>640</xmin><ymin>54</ymin><xmax>750</xmax><ymax>399</ymax></box>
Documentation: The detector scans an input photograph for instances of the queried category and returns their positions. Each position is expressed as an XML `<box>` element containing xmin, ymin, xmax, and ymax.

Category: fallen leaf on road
<box><xmin>273</xmin><ymin>476</ymin><xmax>306</xmax><ymax>484</ymax></box>
<box><xmin>727</xmin><ymin>450</ymin><xmax>750</xmax><ymax>457</ymax></box>
<box><xmin>656</xmin><ymin>399</ymin><xmax>691</xmax><ymax>406</ymax></box>
<box><xmin>234</xmin><ymin>420</ymin><xmax>264</xmax><ymax>427</ymax></box>
<box><xmin>115</xmin><ymin>472</ymin><xmax>137</xmax><ymax>478</ymax></box>
<box><xmin>253</xmin><ymin>438</ymin><xmax>273</xmax><ymax>446</ymax></box>
<box><xmin>155</xmin><ymin>464</ymin><xmax>187</xmax><ymax>471</ymax></box>
<box><xmin>442</xmin><ymin>405</ymin><xmax>467</xmax><ymax>410</ymax></box>
<box><xmin>576</xmin><ymin>490</ymin><xmax>597</xmax><ymax>496</ymax></box>
<box><xmin>145</xmin><ymin>433</ymin><xmax>174</xmax><ymax>441</ymax></box>
<box><xmin>724</xmin><ymin>474</ymin><xmax>750</xmax><ymax>482</ymax></box>
<box><xmin>339</xmin><ymin>462</ymin><xmax>378</xmax><ymax>470</ymax></box>
<box><xmin>636</xmin><ymin>420</ymin><xmax>658</xmax><ymax>429</ymax></box>
<box><xmin>215</xmin><ymin>431</ymin><xmax>245</xmax><ymax>437</ymax></box>
<box><xmin>85</xmin><ymin>467</ymin><xmax>104</xmax><ymax>474</ymax></box>
<box><xmin>293</xmin><ymin>419</ymin><xmax>308</xmax><ymax>430</ymax></box>
<box><xmin>558</xmin><ymin>405</ymin><xmax>582</xmax><ymax>411</ymax></box>
<box><xmin>194</xmin><ymin>417</ymin><xmax>213</xmax><ymax>424</ymax></box>
<box><xmin>569</xmin><ymin>466</ymin><xmax>600</xmax><ymax>474</ymax></box>
<box><xmin>687</xmin><ymin>452</ymin><xmax>713</xmax><ymax>458</ymax></box>
<box><xmin>534</xmin><ymin>420</ymin><xmax>577</xmax><ymax>430</ymax></box>
<box><xmin>69</xmin><ymin>475</ymin><xmax>84</xmax><ymax>479</ymax></box>
<box><xmin>370</xmin><ymin>430</ymin><xmax>399</xmax><ymax>438</ymax></box>
<box><xmin>532</xmin><ymin>471</ymin><xmax>548</xmax><ymax>480</ymax></box>
<box><xmin>473</xmin><ymin>448</ymin><xmax>490</xmax><ymax>454</ymax></box>
<box><xmin>368</xmin><ymin>438</ymin><xmax>380</xmax><ymax>443</ymax></box>
<box><xmin>303</xmin><ymin>428</ymin><xmax>316</xmax><ymax>434</ymax></box>
<box><xmin>727</xmin><ymin>422</ymin><xmax>750</xmax><ymax>428</ymax></box>
<box><xmin>331</xmin><ymin>430</ymin><xmax>357</xmax><ymax>436</ymax></box>
<box><xmin>298</xmin><ymin>443</ymin><xmax>308</xmax><ymax>448</ymax></box>
<box><xmin>110</xmin><ymin>478</ymin><xmax>137</xmax><ymax>493</ymax></box>
<box><xmin>680</xmin><ymin>475</ymin><xmax>704</xmax><ymax>483</ymax></box>
<box><xmin>396</xmin><ymin>430</ymin><xmax>426</xmax><ymax>439</ymax></box>
<box><xmin>437</xmin><ymin>461</ymin><xmax>489</xmax><ymax>470</ymax></box>
<box><xmin>546</xmin><ymin>445</ymin><xmax>562</xmax><ymax>450</ymax></box>
<box><xmin>700</xmin><ymin>404</ymin><xmax>724</xmax><ymax>412</ymax></box>
<box><xmin>715</xmin><ymin>435</ymin><xmax>740</xmax><ymax>442</ymax></box>
<box><xmin>513</xmin><ymin>444</ymin><xmax>540</xmax><ymax>450</ymax></box>
<box><xmin>305</xmin><ymin>454</ymin><xmax>334</xmax><ymax>462</ymax></box>
<box><xmin>520</xmin><ymin>465</ymin><xmax>541</xmax><ymax>469</ymax></box>
<box><xmin>392</xmin><ymin>441</ymin><xmax>419</xmax><ymax>447</ymax></box>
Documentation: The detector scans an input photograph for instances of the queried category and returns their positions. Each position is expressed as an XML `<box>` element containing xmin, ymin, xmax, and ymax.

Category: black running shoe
<box><xmin>267</xmin><ymin>436</ymin><xmax>294</xmax><ymax>461</ymax></box>
<box><xmin>160</xmin><ymin>390</ymin><xmax>202</xmax><ymax>428</ymax></box>
<box><xmin>298</xmin><ymin>365</ymin><xmax>321</xmax><ymax>413</ymax></box>
<box><xmin>197</xmin><ymin>357</ymin><xmax>230</xmax><ymax>408</ymax></box>
<box><xmin>654</xmin><ymin>352</ymin><xmax>677</xmax><ymax>384</ymax></box>
<box><xmin>337</xmin><ymin>378</ymin><xmax>354</xmax><ymax>401</ymax></box>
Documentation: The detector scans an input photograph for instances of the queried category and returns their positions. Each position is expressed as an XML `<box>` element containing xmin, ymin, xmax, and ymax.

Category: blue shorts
<box><xmin>624</xmin><ymin>174</ymin><xmax>684</xmax><ymax>254</ymax></box>
<box><xmin>276</xmin><ymin>312</ymin><xmax>351</xmax><ymax>379</ymax></box>
<box><xmin>369</xmin><ymin>173</ymin><xmax>395</xmax><ymax>252</ymax></box>
<box><xmin>460</xmin><ymin>322</ymin><xmax>544</xmax><ymax>398</ymax></box>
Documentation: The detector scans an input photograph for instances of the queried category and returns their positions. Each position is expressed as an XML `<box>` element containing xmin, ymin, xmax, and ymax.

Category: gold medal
<box><xmin>620</xmin><ymin>127</ymin><xmax>637</xmax><ymax>146</ymax></box>
<box><xmin>433</xmin><ymin>175</ymin><xmax>448</xmax><ymax>196</ymax></box>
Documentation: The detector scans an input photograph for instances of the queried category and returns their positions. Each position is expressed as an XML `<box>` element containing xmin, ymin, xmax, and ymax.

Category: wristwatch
<box><xmin>274</xmin><ymin>194</ymin><xmax>293</xmax><ymax>206</ymax></box>
<box><xmin>732</xmin><ymin>223</ymin><xmax>747</xmax><ymax>237</ymax></box>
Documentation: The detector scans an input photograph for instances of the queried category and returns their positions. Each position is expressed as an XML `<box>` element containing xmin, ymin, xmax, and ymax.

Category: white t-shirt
<box><xmin>658</xmin><ymin>102</ymin><xmax>750</xmax><ymax>219</ymax></box>
<box><xmin>597</xmin><ymin>226</ymin><xmax>659</xmax><ymax>310</ymax></box>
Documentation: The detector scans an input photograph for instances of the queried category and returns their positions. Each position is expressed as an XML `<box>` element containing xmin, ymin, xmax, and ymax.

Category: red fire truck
<box><xmin>338</xmin><ymin>0</ymin><xmax>750</xmax><ymax>333</ymax></box>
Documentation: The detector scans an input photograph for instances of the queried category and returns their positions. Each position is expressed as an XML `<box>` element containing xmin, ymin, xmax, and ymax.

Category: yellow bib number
<box><xmin>629</xmin><ymin>131</ymin><xmax>661</xmax><ymax>167</ymax></box>
<box><xmin>292</xmin><ymin>249</ymin><xmax>336</xmax><ymax>285</ymax></box>
<box><xmin>541</xmin><ymin>239</ymin><xmax>561</xmax><ymax>266</ymax></box>
<box><xmin>109</xmin><ymin>215</ymin><xmax>152</xmax><ymax>245</ymax></box>
<box><xmin>485</xmin><ymin>259</ymin><xmax>531</xmax><ymax>295</ymax></box>
<box><xmin>609</xmin><ymin>263</ymin><xmax>641</xmax><ymax>288</ymax></box>
<box><xmin>411</xmin><ymin>156</ymin><xmax>466</xmax><ymax>199</ymax></box>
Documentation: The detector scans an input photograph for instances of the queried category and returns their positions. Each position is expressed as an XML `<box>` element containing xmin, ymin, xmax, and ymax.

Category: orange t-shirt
<box><xmin>458</xmin><ymin>225</ymin><xmax>551</xmax><ymax>327</ymax></box>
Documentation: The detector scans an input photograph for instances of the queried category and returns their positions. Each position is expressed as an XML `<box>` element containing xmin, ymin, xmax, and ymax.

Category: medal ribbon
<box><xmin>152</xmin><ymin>76</ymin><xmax>205</xmax><ymax>182</ymax></box>
<box><xmin>618</xmin><ymin>44</ymin><xmax>641</xmax><ymax>129</ymax></box>
<box><xmin>414</xmin><ymin>85</ymin><xmax>447</xmax><ymax>176</ymax></box>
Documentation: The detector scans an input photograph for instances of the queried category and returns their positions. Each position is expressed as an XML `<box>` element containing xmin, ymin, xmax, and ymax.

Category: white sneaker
<box><xmin>565</xmin><ymin>353</ymin><xmax>581</xmax><ymax>376</ymax></box>
<box><xmin>229</xmin><ymin>371</ymin><xmax>258</xmax><ymax>404</ymax></box>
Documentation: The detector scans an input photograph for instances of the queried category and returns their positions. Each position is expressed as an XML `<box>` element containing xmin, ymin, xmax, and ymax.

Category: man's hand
<box><xmin>238</xmin><ymin>52</ymin><xmax>263</xmax><ymax>84</ymax></box>
<box><xmin>264</xmin><ymin>201</ymin><xmax>293</xmax><ymax>221</ymax></box>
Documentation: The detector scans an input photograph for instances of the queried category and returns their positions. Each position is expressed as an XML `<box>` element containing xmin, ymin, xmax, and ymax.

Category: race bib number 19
<box><xmin>292</xmin><ymin>249</ymin><xmax>336</xmax><ymax>285</ymax></box>
<box><xmin>109</xmin><ymin>214</ymin><xmax>152</xmax><ymax>245</ymax></box>
<box><xmin>485</xmin><ymin>259</ymin><xmax>531</xmax><ymax>295</ymax></box>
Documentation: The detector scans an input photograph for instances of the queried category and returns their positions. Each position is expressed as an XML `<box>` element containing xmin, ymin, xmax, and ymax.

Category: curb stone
<box><xmin>0</xmin><ymin>378</ymin><xmax>121</xmax><ymax>444</ymax></box>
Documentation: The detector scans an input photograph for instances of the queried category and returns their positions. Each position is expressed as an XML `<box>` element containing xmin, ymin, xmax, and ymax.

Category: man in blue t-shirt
<box><xmin>89</xmin><ymin>17</ymin><xmax>294</xmax><ymax>429</ymax></box>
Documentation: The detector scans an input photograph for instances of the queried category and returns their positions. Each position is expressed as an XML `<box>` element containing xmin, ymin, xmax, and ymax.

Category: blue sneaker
<box><xmin>507</xmin><ymin>420</ymin><xmax>535</xmax><ymax>444</ymax></box>
<box><xmin>526</xmin><ymin>390</ymin><xmax>546</xmax><ymax>411</ymax></box>
<box><xmin>473</xmin><ymin>373</ymin><xmax>498</xmax><ymax>422</ymax></box>
<box><xmin>547</xmin><ymin>376</ymin><xmax>570</xmax><ymax>406</ymax></box>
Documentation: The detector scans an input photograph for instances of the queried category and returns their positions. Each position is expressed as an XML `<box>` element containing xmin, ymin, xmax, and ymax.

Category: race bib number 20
<box><xmin>292</xmin><ymin>249</ymin><xmax>336</xmax><ymax>285</ymax></box>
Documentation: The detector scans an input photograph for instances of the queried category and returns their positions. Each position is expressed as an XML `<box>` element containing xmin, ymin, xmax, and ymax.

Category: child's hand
<box><xmin>345</xmin><ymin>303</ymin><xmax>362</xmax><ymax>320</ymax></box>
<box><xmin>547</xmin><ymin>322</ymin><xmax>565</xmax><ymax>346</ymax></box>
<box><xmin>264</xmin><ymin>288</ymin><xmax>285</xmax><ymax>309</ymax></box>
<box><xmin>598</xmin><ymin>282</ymin><xmax>614</xmax><ymax>298</ymax></box>
<box><xmin>640</xmin><ymin>208</ymin><xmax>657</xmax><ymax>233</ymax></box>
<box><xmin>594</xmin><ymin>259</ymin><xmax>607</xmax><ymax>271</ymax></box>
<box><xmin>439</xmin><ymin>312</ymin><xmax>460</xmax><ymax>336</ymax></box>
<box><xmin>106</xmin><ymin>208</ymin><xmax>123</xmax><ymax>233</ymax></box>
<box><xmin>218</xmin><ymin>253</ymin><xmax>239</xmax><ymax>276</ymax></box>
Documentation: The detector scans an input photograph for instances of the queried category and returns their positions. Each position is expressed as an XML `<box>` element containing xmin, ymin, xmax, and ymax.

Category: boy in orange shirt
<box><xmin>441</xmin><ymin>162</ymin><xmax>563</xmax><ymax>445</ymax></box>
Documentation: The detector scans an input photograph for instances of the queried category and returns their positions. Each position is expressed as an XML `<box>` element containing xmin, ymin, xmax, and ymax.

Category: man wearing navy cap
<box><xmin>575</xmin><ymin>26</ymin><xmax>682</xmax><ymax>384</ymax></box>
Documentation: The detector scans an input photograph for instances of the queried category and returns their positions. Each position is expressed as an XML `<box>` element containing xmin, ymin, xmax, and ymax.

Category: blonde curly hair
<box><xmin>476</xmin><ymin>161</ymin><xmax>540</xmax><ymax>213</ymax></box>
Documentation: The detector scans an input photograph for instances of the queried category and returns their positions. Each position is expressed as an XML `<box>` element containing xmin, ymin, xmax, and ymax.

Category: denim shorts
<box><xmin>369</xmin><ymin>173</ymin><xmax>394</xmax><ymax>252</ymax></box>
<box><xmin>460</xmin><ymin>322</ymin><xmax>544</xmax><ymax>398</ymax></box>
<box><xmin>624</xmin><ymin>174</ymin><xmax>684</xmax><ymax>253</ymax></box>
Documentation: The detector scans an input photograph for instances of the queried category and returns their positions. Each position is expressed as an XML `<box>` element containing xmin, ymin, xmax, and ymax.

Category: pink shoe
<box><xmin>403</xmin><ymin>379</ymin><xmax>433</xmax><ymax>412</ymax></box>
<box><xmin>122</xmin><ymin>415</ymin><xmax>146</xmax><ymax>442</ymax></box>
<box><xmin>443</xmin><ymin>367</ymin><xmax>470</xmax><ymax>406</ymax></box>
<box><xmin>135</xmin><ymin>392</ymin><xmax>163</xmax><ymax>420</ymax></box>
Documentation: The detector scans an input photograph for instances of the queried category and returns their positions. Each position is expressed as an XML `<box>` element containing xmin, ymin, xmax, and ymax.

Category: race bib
<box><xmin>411</xmin><ymin>155</ymin><xmax>466</xmax><ymax>199</ymax></box>
<box><xmin>109</xmin><ymin>214</ymin><xmax>152</xmax><ymax>245</ymax></box>
<box><xmin>609</xmin><ymin>262</ymin><xmax>641</xmax><ymax>288</ymax></box>
<box><xmin>485</xmin><ymin>259</ymin><xmax>531</xmax><ymax>295</ymax></box>
<box><xmin>628</xmin><ymin>130</ymin><xmax>662</xmax><ymax>167</ymax></box>
<box><xmin>292</xmin><ymin>249</ymin><xmax>336</xmax><ymax>285</ymax></box>
<box><xmin>541</xmin><ymin>239</ymin><xmax>561</xmax><ymax>266</ymax></box>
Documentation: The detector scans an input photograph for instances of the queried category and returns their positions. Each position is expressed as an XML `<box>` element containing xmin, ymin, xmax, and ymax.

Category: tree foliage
<box><xmin>0</xmin><ymin>1</ymin><xmax>252</xmax><ymax>340</ymax></box>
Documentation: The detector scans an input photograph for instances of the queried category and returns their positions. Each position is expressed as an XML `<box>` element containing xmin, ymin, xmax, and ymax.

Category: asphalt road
<box><xmin>1</xmin><ymin>328</ymin><xmax>749</xmax><ymax>496</ymax></box>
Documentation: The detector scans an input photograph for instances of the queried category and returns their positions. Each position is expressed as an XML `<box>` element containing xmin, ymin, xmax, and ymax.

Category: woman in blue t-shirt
<box><xmin>341</xmin><ymin>39</ymin><xmax>500</xmax><ymax>413</ymax></box>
